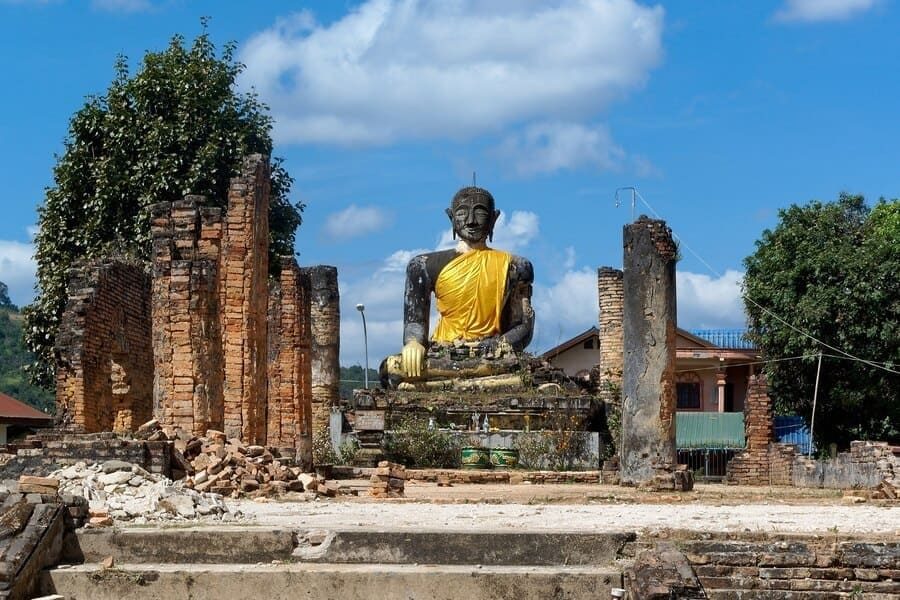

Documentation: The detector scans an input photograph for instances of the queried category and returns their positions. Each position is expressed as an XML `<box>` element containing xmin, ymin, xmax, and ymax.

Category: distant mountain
<box><xmin>0</xmin><ymin>282</ymin><xmax>53</xmax><ymax>413</ymax></box>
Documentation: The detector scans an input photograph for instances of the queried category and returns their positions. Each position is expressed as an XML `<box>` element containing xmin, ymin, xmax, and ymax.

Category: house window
<box><xmin>676</xmin><ymin>371</ymin><xmax>703</xmax><ymax>410</ymax></box>
<box><xmin>583</xmin><ymin>338</ymin><xmax>595</xmax><ymax>349</ymax></box>
<box><xmin>677</xmin><ymin>383</ymin><xmax>701</xmax><ymax>409</ymax></box>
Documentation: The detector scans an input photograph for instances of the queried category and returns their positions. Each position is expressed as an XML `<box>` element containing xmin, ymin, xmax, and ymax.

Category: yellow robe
<box><xmin>432</xmin><ymin>248</ymin><xmax>510</xmax><ymax>343</ymax></box>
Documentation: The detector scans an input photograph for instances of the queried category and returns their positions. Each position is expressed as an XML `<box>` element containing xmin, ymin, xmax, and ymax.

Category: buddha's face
<box><xmin>448</xmin><ymin>194</ymin><xmax>499</xmax><ymax>245</ymax></box>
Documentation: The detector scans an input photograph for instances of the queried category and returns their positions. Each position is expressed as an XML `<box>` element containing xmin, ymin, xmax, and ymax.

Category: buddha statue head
<box><xmin>446</xmin><ymin>186</ymin><xmax>501</xmax><ymax>246</ymax></box>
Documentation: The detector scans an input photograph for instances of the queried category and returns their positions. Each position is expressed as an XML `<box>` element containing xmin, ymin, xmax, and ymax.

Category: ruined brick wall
<box><xmin>56</xmin><ymin>260</ymin><xmax>152</xmax><ymax>434</ymax></box>
<box><xmin>683</xmin><ymin>537</ymin><xmax>900</xmax><ymax>597</ymax></box>
<box><xmin>221</xmin><ymin>155</ymin><xmax>270</xmax><ymax>444</ymax></box>
<box><xmin>726</xmin><ymin>374</ymin><xmax>775</xmax><ymax>485</ymax></box>
<box><xmin>621</xmin><ymin>217</ymin><xmax>678</xmax><ymax>485</ymax></box>
<box><xmin>150</xmin><ymin>197</ymin><xmax>224</xmax><ymax>436</ymax></box>
<box><xmin>303</xmin><ymin>265</ymin><xmax>340</xmax><ymax>435</ymax></box>
<box><xmin>792</xmin><ymin>440</ymin><xmax>899</xmax><ymax>489</ymax></box>
<box><xmin>267</xmin><ymin>257</ymin><xmax>313</xmax><ymax>466</ymax></box>
<box><xmin>597</xmin><ymin>267</ymin><xmax>624</xmax><ymax>401</ymax></box>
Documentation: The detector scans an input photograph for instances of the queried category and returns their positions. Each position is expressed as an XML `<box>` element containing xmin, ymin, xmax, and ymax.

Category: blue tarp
<box><xmin>774</xmin><ymin>415</ymin><xmax>815</xmax><ymax>455</ymax></box>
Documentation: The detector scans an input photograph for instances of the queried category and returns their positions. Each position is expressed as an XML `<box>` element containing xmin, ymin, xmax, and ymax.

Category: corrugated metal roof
<box><xmin>774</xmin><ymin>415</ymin><xmax>815</xmax><ymax>455</ymax></box>
<box><xmin>688</xmin><ymin>329</ymin><xmax>757</xmax><ymax>350</ymax></box>
<box><xmin>676</xmin><ymin>412</ymin><xmax>745</xmax><ymax>449</ymax></box>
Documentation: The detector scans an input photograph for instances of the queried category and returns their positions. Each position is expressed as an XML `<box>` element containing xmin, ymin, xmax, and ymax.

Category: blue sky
<box><xmin>1</xmin><ymin>0</ymin><xmax>898</xmax><ymax>367</ymax></box>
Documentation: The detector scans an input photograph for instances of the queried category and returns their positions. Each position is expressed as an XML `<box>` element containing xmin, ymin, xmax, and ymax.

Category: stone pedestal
<box><xmin>620</xmin><ymin>217</ymin><xmax>679</xmax><ymax>487</ymax></box>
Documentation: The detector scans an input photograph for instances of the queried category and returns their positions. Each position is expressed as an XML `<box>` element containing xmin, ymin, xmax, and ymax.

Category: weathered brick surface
<box><xmin>56</xmin><ymin>154</ymin><xmax>319</xmax><ymax>450</ymax></box>
<box><xmin>726</xmin><ymin>375</ymin><xmax>784</xmax><ymax>485</ymax></box>
<box><xmin>682</xmin><ymin>537</ymin><xmax>900</xmax><ymax>599</ymax></box>
<box><xmin>56</xmin><ymin>259</ymin><xmax>152</xmax><ymax>434</ymax></box>
<box><xmin>266</xmin><ymin>257</ymin><xmax>313</xmax><ymax>466</ymax></box>
<box><xmin>621</xmin><ymin>217</ymin><xmax>678</xmax><ymax>486</ymax></box>
<box><xmin>303</xmin><ymin>265</ymin><xmax>340</xmax><ymax>435</ymax></box>
<box><xmin>221</xmin><ymin>155</ymin><xmax>270</xmax><ymax>445</ymax></box>
<box><xmin>151</xmin><ymin>197</ymin><xmax>224</xmax><ymax>436</ymax></box>
<box><xmin>597</xmin><ymin>267</ymin><xmax>623</xmax><ymax>404</ymax></box>
<box><xmin>793</xmin><ymin>440</ymin><xmax>899</xmax><ymax>490</ymax></box>
<box><xmin>0</xmin><ymin>432</ymin><xmax>172</xmax><ymax>478</ymax></box>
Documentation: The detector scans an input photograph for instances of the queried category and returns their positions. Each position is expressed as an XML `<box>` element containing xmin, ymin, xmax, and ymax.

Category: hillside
<box><xmin>0</xmin><ymin>283</ymin><xmax>54</xmax><ymax>413</ymax></box>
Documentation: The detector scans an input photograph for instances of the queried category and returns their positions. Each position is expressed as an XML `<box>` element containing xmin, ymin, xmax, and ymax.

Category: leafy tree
<box><xmin>339</xmin><ymin>365</ymin><xmax>380</xmax><ymax>400</ymax></box>
<box><xmin>24</xmin><ymin>27</ymin><xmax>303</xmax><ymax>388</ymax></box>
<box><xmin>0</xmin><ymin>283</ymin><xmax>13</xmax><ymax>310</ymax></box>
<box><xmin>743</xmin><ymin>194</ymin><xmax>899</xmax><ymax>448</ymax></box>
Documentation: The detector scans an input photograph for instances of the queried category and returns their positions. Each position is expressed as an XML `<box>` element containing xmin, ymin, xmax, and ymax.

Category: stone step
<box><xmin>40</xmin><ymin>562</ymin><xmax>623</xmax><ymax>600</ymax></box>
<box><xmin>67</xmin><ymin>527</ymin><xmax>635</xmax><ymax>567</ymax></box>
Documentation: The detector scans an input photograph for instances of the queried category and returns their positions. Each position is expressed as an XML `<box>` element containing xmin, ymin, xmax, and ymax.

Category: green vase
<box><xmin>490</xmin><ymin>448</ymin><xmax>519</xmax><ymax>469</ymax></box>
<box><xmin>460</xmin><ymin>447</ymin><xmax>491</xmax><ymax>469</ymax></box>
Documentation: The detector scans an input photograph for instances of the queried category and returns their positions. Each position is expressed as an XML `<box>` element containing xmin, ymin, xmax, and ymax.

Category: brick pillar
<box><xmin>621</xmin><ymin>217</ymin><xmax>678</xmax><ymax>486</ymax></box>
<box><xmin>726</xmin><ymin>374</ymin><xmax>775</xmax><ymax>485</ymax></box>
<box><xmin>303</xmin><ymin>265</ymin><xmax>340</xmax><ymax>436</ymax></box>
<box><xmin>267</xmin><ymin>257</ymin><xmax>314</xmax><ymax>468</ymax></box>
<box><xmin>598</xmin><ymin>267</ymin><xmax>624</xmax><ymax>455</ymax></box>
<box><xmin>221</xmin><ymin>155</ymin><xmax>270</xmax><ymax>444</ymax></box>
<box><xmin>150</xmin><ymin>198</ymin><xmax>223</xmax><ymax>435</ymax></box>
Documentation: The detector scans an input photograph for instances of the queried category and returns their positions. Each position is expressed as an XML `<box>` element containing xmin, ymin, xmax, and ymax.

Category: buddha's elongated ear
<box><xmin>446</xmin><ymin>207</ymin><xmax>456</xmax><ymax>240</ymax></box>
<box><xmin>488</xmin><ymin>209</ymin><xmax>501</xmax><ymax>242</ymax></box>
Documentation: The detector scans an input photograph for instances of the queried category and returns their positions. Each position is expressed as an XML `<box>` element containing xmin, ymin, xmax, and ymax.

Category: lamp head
<box><xmin>356</xmin><ymin>303</ymin><xmax>365</xmax><ymax>312</ymax></box>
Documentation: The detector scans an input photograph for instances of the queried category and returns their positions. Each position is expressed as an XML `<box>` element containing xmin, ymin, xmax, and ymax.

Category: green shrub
<box><xmin>338</xmin><ymin>437</ymin><xmax>360</xmax><ymax>465</ymax></box>
<box><xmin>383</xmin><ymin>416</ymin><xmax>460</xmax><ymax>468</ymax></box>
<box><xmin>312</xmin><ymin>426</ymin><xmax>337</xmax><ymax>466</ymax></box>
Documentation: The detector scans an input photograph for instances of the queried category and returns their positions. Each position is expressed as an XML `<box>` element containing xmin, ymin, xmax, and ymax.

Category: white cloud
<box><xmin>676</xmin><ymin>269</ymin><xmax>746</xmax><ymax>329</ymax></box>
<box><xmin>493</xmin><ymin>121</ymin><xmax>625</xmax><ymax>176</ymax></box>
<box><xmin>240</xmin><ymin>0</ymin><xmax>665</xmax><ymax>146</ymax></box>
<box><xmin>436</xmin><ymin>210</ymin><xmax>539</xmax><ymax>252</ymax></box>
<box><xmin>323</xmin><ymin>204</ymin><xmax>390</xmax><ymax>240</ymax></box>
<box><xmin>773</xmin><ymin>0</ymin><xmax>878</xmax><ymax>22</ymax></box>
<box><xmin>0</xmin><ymin>240</ymin><xmax>36</xmax><ymax>308</ymax></box>
<box><xmin>532</xmin><ymin>268</ymin><xmax>599</xmax><ymax>353</ymax></box>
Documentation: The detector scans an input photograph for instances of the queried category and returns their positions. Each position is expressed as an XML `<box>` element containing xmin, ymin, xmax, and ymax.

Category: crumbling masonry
<box><xmin>620</xmin><ymin>217</ymin><xmax>680</xmax><ymax>487</ymax></box>
<box><xmin>55</xmin><ymin>155</ymin><xmax>330</xmax><ymax>463</ymax></box>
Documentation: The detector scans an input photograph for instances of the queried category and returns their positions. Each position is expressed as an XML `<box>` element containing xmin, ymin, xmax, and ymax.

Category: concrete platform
<box><xmin>43</xmin><ymin>527</ymin><xmax>630</xmax><ymax>599</ymax></box>
<box><xmin>41</xmin><ymin>563</ymin><xmax>623</xmax><ymax>600</ymax></box>
<box><xmin>67</xmin><ymin>527</ymin><xmax>634</xmax><ymax>566</ymax></box>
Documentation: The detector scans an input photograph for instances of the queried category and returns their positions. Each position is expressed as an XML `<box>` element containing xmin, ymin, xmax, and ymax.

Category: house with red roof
<box><xmin>0</xmin><ymin>391</ymin><xmax>53</xmax><ymax>445</ymax></box>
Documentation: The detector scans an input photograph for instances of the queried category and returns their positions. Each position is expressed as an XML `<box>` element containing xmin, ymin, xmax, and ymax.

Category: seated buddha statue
<box><xmin>380</xmin><ymin>186</ymin><xmax>534</xmax><ymax>389</ymax></box>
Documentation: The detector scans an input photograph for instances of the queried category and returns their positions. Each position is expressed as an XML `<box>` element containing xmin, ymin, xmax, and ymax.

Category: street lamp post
<box><xmin>355</xmin><ymin>303</ymin><xmax>369</xmax><ymax>389</ymax></box>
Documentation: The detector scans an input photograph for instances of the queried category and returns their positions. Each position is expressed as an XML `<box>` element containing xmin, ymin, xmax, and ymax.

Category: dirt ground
<box><xmin>226</xmin><ymin>481</ymin><xmax>900</xmax><ymax>537</ymax></box>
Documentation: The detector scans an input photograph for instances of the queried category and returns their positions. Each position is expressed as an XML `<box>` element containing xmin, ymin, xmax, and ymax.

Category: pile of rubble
<box><xmin>134</xmin><ymin>419</ymin><xmax>317</xmax><ymax>498</ymax></box>
<box><xmin>51</xmin><ymin>460</ymin><xmax>234</xmax><ymax>524</ymax></box>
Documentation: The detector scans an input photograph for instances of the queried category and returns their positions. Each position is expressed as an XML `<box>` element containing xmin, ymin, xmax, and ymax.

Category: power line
<box><xmin>627</xmin><ymin>189</ymin><xmax>900</xmax><ymax>376</ymax></box>
<box><xmin>675</xmin><ymin>354</ymin><xmax>817</xmax><ymax>373</ymax></box>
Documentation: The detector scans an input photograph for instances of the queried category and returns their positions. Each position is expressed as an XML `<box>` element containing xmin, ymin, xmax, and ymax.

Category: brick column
<box><xmin>303</xmin><ymin>265</ymin><xmax>340</xmax><ymax>435</ymax></box>
<box><xmin>597</xmin><ymin>267</ymin><xmax>624</xmax><ymax>400</ymax></box>
<box><xmin>726</xmin><ymin>374</ymin><xmax>775</xmax><ymax>485</ymax></box>
<box><xmin>267</xmin><ymin>257</ymin><xmax>314</xmax><ymax>468</ymax></box>
<box><xmin>221</xmin><ymin>155</ymin><xmax>270</xmax><ymax>444</ymax></box>
<box><xmin>621</xmin><ymin>217</ymin><xmax>678</xmax><ymax>486</ymax></box>
<box><xmin>150</xmin><ymin>198</ymin><xmax>223</xmax><ymax>435</ymax></box>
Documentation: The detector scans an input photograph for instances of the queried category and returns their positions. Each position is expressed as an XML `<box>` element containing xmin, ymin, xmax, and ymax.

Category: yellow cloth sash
<box><xmin>432</xmin><ymin>248</ymin><xmax>510</xmax><ymax>343</ymax></box>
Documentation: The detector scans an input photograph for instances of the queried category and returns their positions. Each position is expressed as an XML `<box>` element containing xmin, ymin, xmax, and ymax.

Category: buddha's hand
<box><xmin>401</xmin><ymin>340</ymin><xmax>426</xmax><ymax>378</ymax></box>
